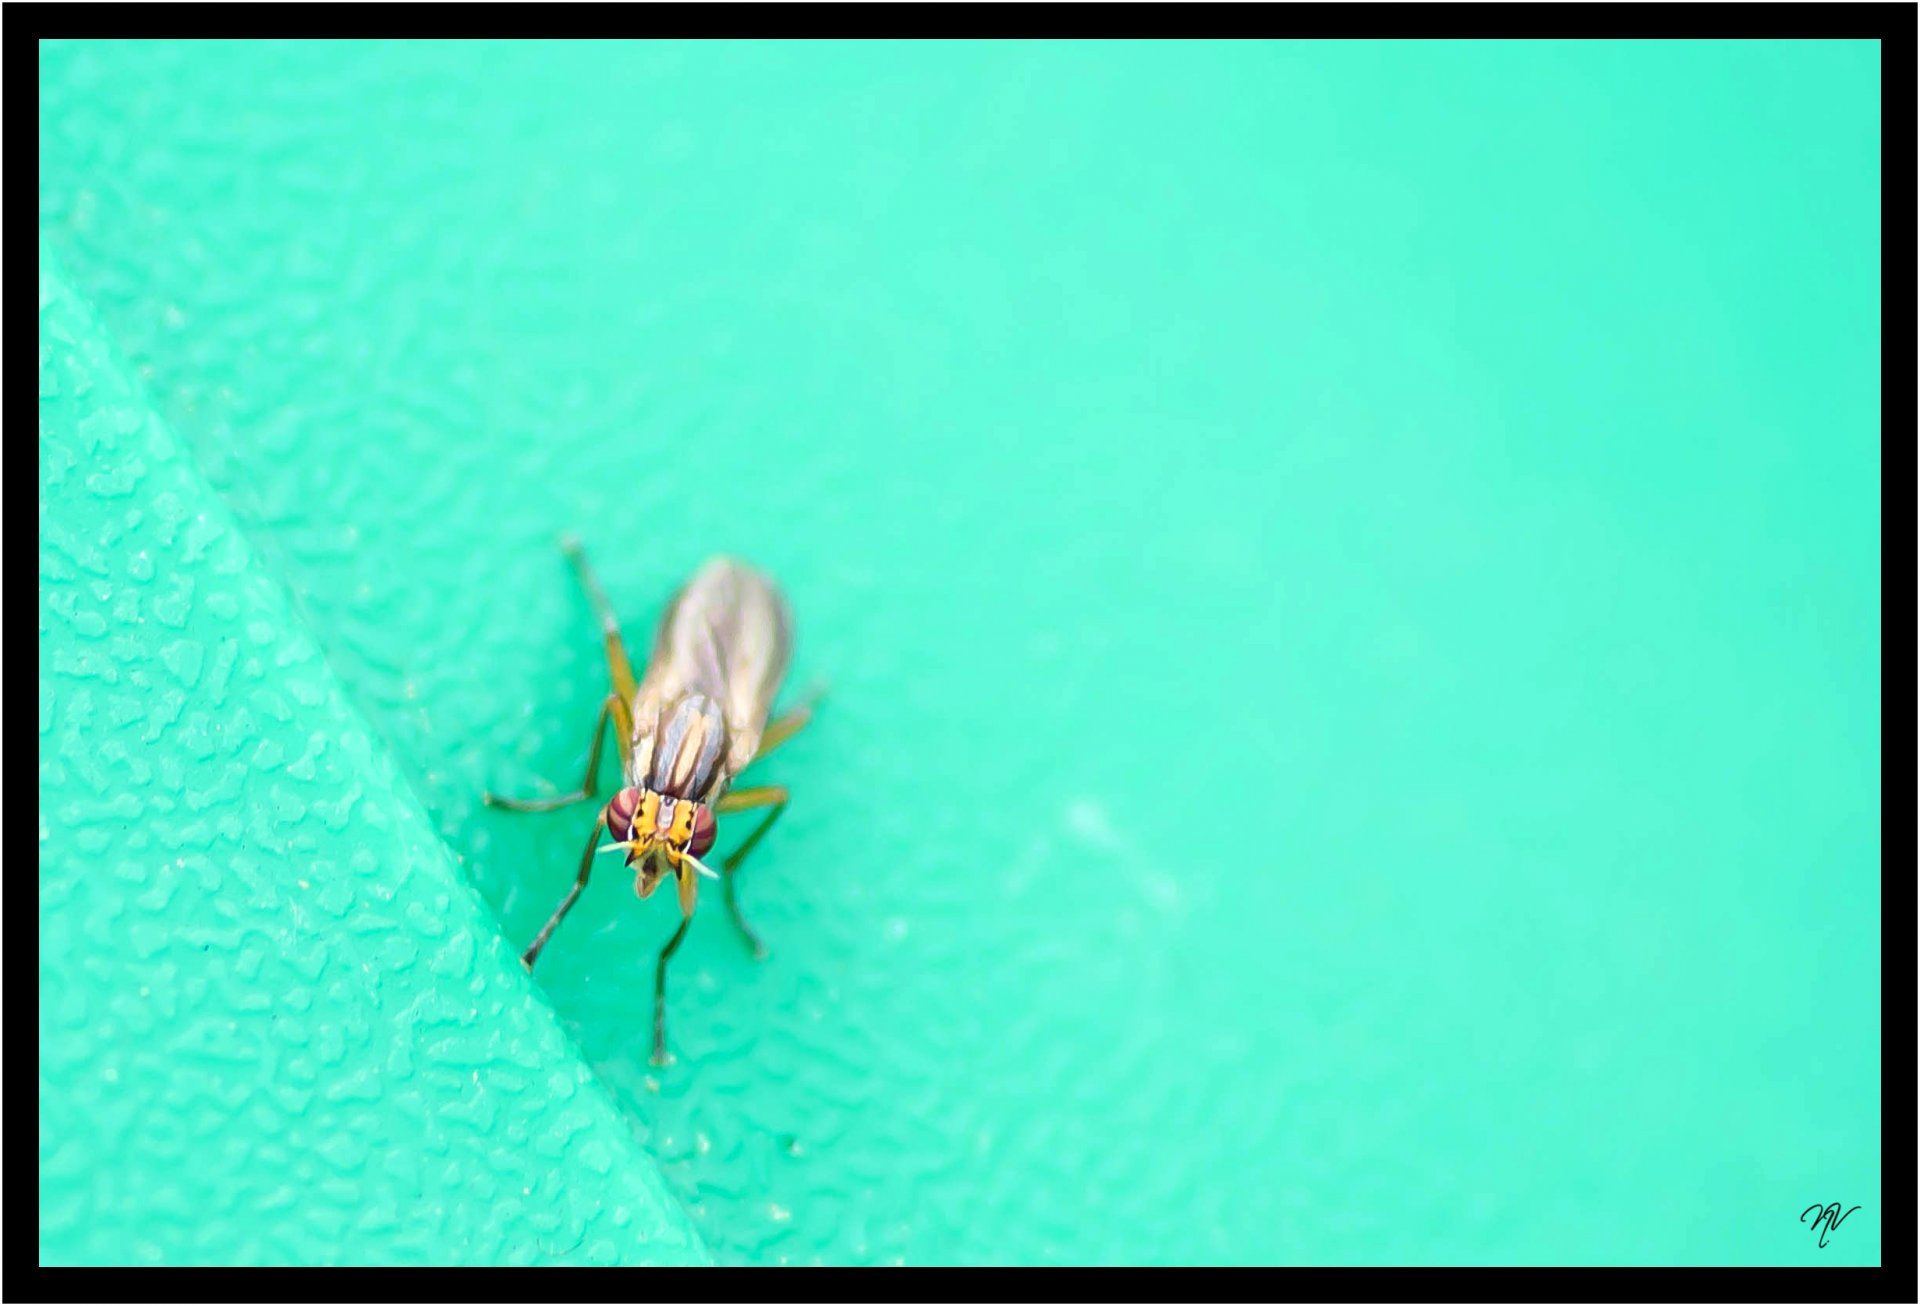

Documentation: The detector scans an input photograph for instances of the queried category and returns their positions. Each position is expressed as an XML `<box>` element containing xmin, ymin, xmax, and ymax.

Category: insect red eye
<box><xmin>606</xmin><ymin>787</ymin><xmax>643</xmax><ymax>842</ymax></box>
<box><xmin>689</xmin><ymin>805</ymin><xmax>716</xmax><ymax>857</ymax></box>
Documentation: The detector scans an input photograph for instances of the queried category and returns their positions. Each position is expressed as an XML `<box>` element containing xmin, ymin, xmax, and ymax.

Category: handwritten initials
<box><xmin>1800</xmin><ymin>1202</ymin><xmax>1860</xmax><ymax>1249</ymax></box>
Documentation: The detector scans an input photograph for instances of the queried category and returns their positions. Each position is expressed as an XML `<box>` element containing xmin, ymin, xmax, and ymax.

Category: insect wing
<box><xmin>631</xmin><ymin>558</ymin><xmax>792</xmax><ymax>798</ymax></box>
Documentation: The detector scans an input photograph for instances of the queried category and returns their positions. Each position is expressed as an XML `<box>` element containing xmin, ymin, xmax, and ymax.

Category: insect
<box><xmin>485</xmin><ymin>536</ymin><xmax>814</xmax><ymax>1066</ymax></box>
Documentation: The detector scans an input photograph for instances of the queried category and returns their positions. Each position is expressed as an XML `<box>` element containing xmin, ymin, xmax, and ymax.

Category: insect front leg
<box><xmin>712</xmin><ymin>784</ymin><xmax>789</xmax><ymax>960</ymax></box>
<box><xmin>483</xmin><ymin>693</ymin><xmax>619</xmax><ymax>812</ymax></box>
<box><xmin>652</xmin><ymin>912</ymin><xmax>693</xmax><ymax>1067</ymax></box>
<box><xmin>521</xmin><ymin>813</ymin><xmax>607</xmax><ymax>970</ymax></box>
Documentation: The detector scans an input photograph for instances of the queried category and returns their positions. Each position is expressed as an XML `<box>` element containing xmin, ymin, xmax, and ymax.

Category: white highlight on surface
<box><xmin>1064</xmin><ymin>797</ymin><xmax>1182</xmax><ymax>912</ymax></box>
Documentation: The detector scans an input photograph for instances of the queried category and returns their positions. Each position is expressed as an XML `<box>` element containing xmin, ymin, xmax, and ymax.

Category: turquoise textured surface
<box><xmin>39</xmin><ymin>240</ymin><xmax>709</xmax><ymax>1266</ymax></box>
<box><xmin>42</xmin><ymin>41</ymin><xmax>1880</xmax><ymax>1266</ymax></box>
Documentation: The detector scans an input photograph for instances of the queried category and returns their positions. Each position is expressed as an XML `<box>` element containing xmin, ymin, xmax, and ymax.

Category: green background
<box><xmin>40</xmin><ymin>40</ymin><xmax>1881</xmax><ymax>1266</ymax></box>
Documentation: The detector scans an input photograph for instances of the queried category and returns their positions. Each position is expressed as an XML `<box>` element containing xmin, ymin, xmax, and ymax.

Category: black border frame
<box><xmin>16</xmin><ymin>18</ymin><xmax>1910</xmax><ymax>1295</ymax></box>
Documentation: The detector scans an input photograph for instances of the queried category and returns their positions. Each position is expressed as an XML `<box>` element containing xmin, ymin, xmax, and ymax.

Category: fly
<box><xmin>485</xmin><ymin>536</ymin><xmax>815</xmax><ymax>1066</ymax></box>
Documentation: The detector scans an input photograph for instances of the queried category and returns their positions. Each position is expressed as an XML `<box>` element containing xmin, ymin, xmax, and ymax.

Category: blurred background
<box><xmin>40</xmin><ymin>40</ymin><xmax>1880</xmax><ymax>1266</ymax></box>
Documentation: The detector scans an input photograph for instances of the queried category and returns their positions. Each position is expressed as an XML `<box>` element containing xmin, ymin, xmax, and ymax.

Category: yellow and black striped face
<box><xmin>605</xmin><ymin>785</ymin><xmax>718</xmax><ymax>896</ymax></box>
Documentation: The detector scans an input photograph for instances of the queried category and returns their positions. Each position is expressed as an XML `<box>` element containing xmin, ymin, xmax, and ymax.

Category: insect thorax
<box><xmin>631</xmin><ymin>691</ymin><xmax>730</xmax><ymax>801</ymax></box>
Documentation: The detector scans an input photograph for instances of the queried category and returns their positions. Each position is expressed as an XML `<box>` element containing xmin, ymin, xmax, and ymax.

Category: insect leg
<box><xmin>750</xmin><ymin>682</ymin><xmax>825</xmax><ymax>766</ymax></box>
<box><xmin>561</xmin><ymin>534</ymin><xmax>639</xmax><ymax>705</ymax></box>
<box><xmin>521</xmin><ymin>813</ymin><xmax>607</xmax><ymax>970</ymax></box>
<box><xmin>751</xmin><ymin>706</ymin><xmax>812</xmax><ymax>765</ymax></box>
<box><xmin>483</xmin><ymin>693</ymin><xmax>618</xmax><ymax>811</ymax></box>
<box><xmin>711</xmin><ymin>784</ymin><xmax>789</xmax><ymax>959</ymax></box>
<box><xmin>652</xmin><ymin>912</ymin><xmax>693</xmax><ymax>1067</ymax></box>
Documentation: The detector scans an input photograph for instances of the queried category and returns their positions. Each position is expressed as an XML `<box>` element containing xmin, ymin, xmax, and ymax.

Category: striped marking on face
<box><xmin>653</xmin><ymin>796</ymin><xmax>700</xmax><ymax>847</ymax></box>
<box><xmin>629</xmin><ymin>790</ymin><xmax>661</xmax><ymax>841</ymax></box>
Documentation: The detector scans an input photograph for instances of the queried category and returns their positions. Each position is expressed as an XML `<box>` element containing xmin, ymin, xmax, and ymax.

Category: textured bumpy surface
<box><xmin>43</xmin><ymin>42</ymin><xmax>1880</xmax><ymax>1265</ymax></box>
<box><xmin>39</xmin><ymin>241</ymin><xmax>709</xmax><ymax>1266</ymax></box>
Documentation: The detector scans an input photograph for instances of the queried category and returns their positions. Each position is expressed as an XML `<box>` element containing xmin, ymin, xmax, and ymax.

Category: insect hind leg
<box><xmin>749</xmin><ymin>681</ymin><xmax>826</xmax><ymax>767</ymax></box>
<box><xmin>561</xmin><ymin>534</ymin><xmax>639</xmax><ymax>705</ymax></box>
